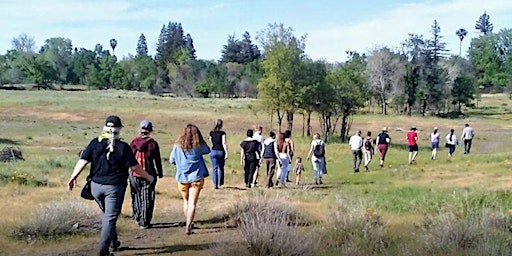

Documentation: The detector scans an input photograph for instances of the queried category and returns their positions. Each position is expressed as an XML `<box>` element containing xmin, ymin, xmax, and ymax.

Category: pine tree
<box><xmin>136</xmin><ymin>33</ymin><xmax>148</xmax><ymax>57</ymax></box>
<box><xmin>155</xmin><ymin>25</ymin><xmax>168</xmax><ymax>69</ymax></box>
<box><xmin>184</xmin><ymin>33</ymin><xmax>196</xmax><ymax>60</ymax></box>
<box><xmin>475</xmin><ymin>12</ymin><xmax>493</xmax><ymax>35</ymax></box>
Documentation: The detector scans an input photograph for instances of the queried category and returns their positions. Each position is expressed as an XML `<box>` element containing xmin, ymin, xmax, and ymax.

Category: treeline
<box><xmin>1</xmin><ymin>12</ymin><xmax>511</xmax><ymax>140</ymax></box>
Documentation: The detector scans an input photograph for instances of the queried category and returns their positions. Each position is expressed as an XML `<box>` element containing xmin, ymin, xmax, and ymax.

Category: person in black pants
<box><xmin>129</xmin><ymin>120</ymin><xmax>163</xmax><ymax>229</ymax></box>
<box><xmin>68</xmin><ymin>115</ymin><xmax>154</xmax><ymax>256</ymax></box>
<box><xmin>240</xmin><ymin>129</ymin><xmax>260</xmax><ymax>188</ymax></box>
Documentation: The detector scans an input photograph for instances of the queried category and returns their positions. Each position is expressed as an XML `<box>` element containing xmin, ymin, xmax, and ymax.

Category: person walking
<box><xmin>430</xmin><ymin>127</ymin><xmax>440</xmax><ymax>160</ymax></box>
<box><xmin>349</xmin><ymin>130</ymin><xmax>363</xmax><ymax>173</ymax></box>
<box><xmin>240</xmin><ymin>129</ymin><xmax>260</xmax><ymax>188</ymax></box>
<box><xmin>460</xmin><ymin>123</ymin><xmax>475</xmax><ymax>154</ymax></box>
<box><xmin>306</xmin><ymin>133</ymin><xmax>326</xmax><ymax>185</ymax></box>
<box><xmin>376</xmin><ymin>127</ymin><xmax>391</xmax><ymax>168</ymax></box>
<box><xmin>446</xmin><ymin>129</ymin><xmax>458</xmax><ymax>157</ymax></box>
<box><xmin>129</xmin><ymin>120</ymin><xmax>163</xmax><ymax>229</ymax></box>
<box><xmin>363</xmin><ymin>131</ymin><xmax>374</xmax><ymax>171</ymax></box>
<box><xmin>68</xmin><ymin>115</ymin><xmax>154</xmax><ymax>256</ymax></box>
<box><xmin>170</xmin><ymin>124</ymin><xmax>210</xmax><ymax>235</ymax></box>
<box><xmin>276</xmin><ymin>132</ymin><xmax>291</xmax><ymax>187</ymax></box>
<box><xmin>261</xmin><ymin>131</ymin><xmax>280</xmax><ymax>188</ymax></box>
<box><xmin>407</xmin><ymin>126</ymin><xmax>419</xmax><ymax>164</ymax></box>
<box><xmin>209</xmin><ymin>119</ymin><xmax>228</xmax><ymax>189</ymax></box>
<box><xmin>252</xmin><ymin>125</ymin><xmax>264</xmax><ymax>186</ymax></box>
<box><xmin>293</xmin><ymin>157</ymin><xmax>305</xmax><ymax>185</ymax></box>
<box><xmin>284</xmin><ymin>130</ymin><xmax>295</xmax><ymax>182</ymax></box>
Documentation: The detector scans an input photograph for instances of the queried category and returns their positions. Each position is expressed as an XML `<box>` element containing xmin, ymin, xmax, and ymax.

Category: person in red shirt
<box><xmin>406</xmin><ymin>126</ymin><xmax>418</xmax><ymax>164</ymax></box>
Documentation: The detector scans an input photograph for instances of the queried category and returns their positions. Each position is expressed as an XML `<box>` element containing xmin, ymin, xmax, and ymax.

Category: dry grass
<box><xmin>1</xmin><ymin>90</ymin><xmax>512</xmax><ymax>255</ymax></box>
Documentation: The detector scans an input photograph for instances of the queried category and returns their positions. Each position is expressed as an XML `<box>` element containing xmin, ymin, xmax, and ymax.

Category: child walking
<box><xmin>293</xmin><ymin>157</ymin><xmax>305</xmax><ymax>185</ymax></box>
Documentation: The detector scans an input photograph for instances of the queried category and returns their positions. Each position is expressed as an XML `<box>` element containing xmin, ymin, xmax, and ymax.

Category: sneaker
<box><xmin>139</xmin><ymin>224</ymin><xmax>150</xmax><ymax>229</ymax></box>
<box><xmin>380</xmin><ymin>164</ymin><xmax>383</xmax><ymax>168</ymax></box>
<box><xmin>364</xmin><ymin>166</ymin><xmax>369</xmax><ymax>172</ymax></box>
<box><xmin>319</xmin><ymin>179</ymin><xmax>323</xmax><ymax>185</ymax></box>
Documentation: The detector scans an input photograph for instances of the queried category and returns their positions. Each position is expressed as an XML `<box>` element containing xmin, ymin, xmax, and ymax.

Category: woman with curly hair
<box><xmin>170</xmin><ymin>124</ymin><xmax>210</xmax><ymax>235</ymax></box>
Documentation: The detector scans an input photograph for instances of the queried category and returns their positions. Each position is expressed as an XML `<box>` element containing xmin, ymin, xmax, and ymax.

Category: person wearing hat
<box><xmin>430</xmin><ymin>127</ymin><xmax>440</xmax><ymax>160</ymax></box>
<box><xmin>68</xmin><ymin>115</ymin><xmax>154</xmax><ymax>256</ymax></box>
<box><xmin>375</xmin><ymin>127</ymin><xmax>391</xmax><ymax>168</ymax></box>
<box><xmin>129</xmin><ymin>120</ymin><xmax>163</xmax><ymax>229</ymax></box>
<box><xmin>407</xmin><ymin>126</ymin><xmax>419</xmax><ymax>164</ymax></box>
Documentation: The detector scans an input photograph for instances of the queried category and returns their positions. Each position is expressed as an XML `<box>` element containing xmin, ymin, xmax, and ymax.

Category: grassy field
<box><xmin>1</xmin><ymin>90</ymin><xmax>512</xmax><ymax>255</ymax></box>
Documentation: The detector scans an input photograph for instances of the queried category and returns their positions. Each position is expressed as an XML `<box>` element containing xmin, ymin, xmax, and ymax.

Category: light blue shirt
<box><xmin>169</xmin><ymin>144</ymin><xmax>210</xmax><ymax>183</ymax></box>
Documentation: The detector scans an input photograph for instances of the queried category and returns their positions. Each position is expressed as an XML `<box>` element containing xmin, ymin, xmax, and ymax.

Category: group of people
<box><xmin>66</xmin><ymin>116</ymin><xmax>329</xmax><ymax>256</ymax></box>
<box><xmin>347</xmin><ymin>123</ymin><xmax>475</xmax><ymax>173</ymax></box>
<box><xmin>208</xmin><ymin>120</ymin><xmax>329</xmax><ymax>189</ymax></box>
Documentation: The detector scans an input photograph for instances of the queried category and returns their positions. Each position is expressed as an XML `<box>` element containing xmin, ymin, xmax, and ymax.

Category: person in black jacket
<box><xmin>68</xmin><ymin>115</ymin><xmax>154</xmax><ymax>256</ymax></box>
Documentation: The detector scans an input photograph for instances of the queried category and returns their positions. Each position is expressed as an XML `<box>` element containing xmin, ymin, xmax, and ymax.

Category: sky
<box><xmin>0</xmin><ymin>0</ymin><xmax>511</xmax><ymax>62</ymax></box>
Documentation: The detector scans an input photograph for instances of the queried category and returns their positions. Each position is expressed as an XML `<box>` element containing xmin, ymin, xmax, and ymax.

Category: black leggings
<box><xmin>244</xmin><ymin>158</ymin><xmax>257</xmax><ymax>185</ymax></box>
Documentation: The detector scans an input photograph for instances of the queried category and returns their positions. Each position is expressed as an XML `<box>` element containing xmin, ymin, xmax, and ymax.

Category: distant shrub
<box><xmin>14</xmin><ymin>200</ymin><xmax>100</xmax><ymax>241</ymax></box>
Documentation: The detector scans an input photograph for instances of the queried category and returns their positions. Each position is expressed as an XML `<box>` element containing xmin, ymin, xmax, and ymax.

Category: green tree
<box><xmin>19</xmin><ymin>55</ymin><xmax>57</xmax><ymax>89</ymax></box>
<box><xmin>327</xmin><ymin>52</ymin><xmax>367</xmax><ymax>142</ymax></box>
<box><xmin>70</xmin><ymin>48</ymin><xmax>96</xmax><ymax>84</ymax></box>
<box><xmin>402</xmin><ymin>33</ymin><xmax>427</xmax><ymax>116</ymax></box>
<box><xmin>257</xmin><ymin>23</ymin><xmax>306</xmax><ymax>131</ymax></box>
<box><xmin>297</xmin><ymin>59</ymin><xmax>327</xmax><ymax>137</ymax></box>
<box><xmin>475</xmin><ymin>12</ymin><xmax>493</xmax><ymax>35</ymax></box>
<box><xmin>40</xmin><ymin>37</ymin><xmax>73</xmax><ymax>84</ymax></box>
<box><xmin>451</xmin><ymin>73</ymin><xmax>476</xmax><ymax>112</ymax></box>
<box><xmin>136</xmin><ymin>33</ymin><xmax>148</xmax><ymax>57</ymax></box>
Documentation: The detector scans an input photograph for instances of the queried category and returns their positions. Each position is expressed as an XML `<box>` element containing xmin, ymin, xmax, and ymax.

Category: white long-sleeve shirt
<box><xmin>349</xmin><ymin>135</ymin><xmax>363</xmax><ymax>151</ymax></box>
<box><xmin>461</xmin><ymin>127</ymin><xmax>474</xmax><ymax>140</ymax></box>
<box><xmin>446</xmin><ymin>133</ymin><xmax>457</xmax><ymax>145</ymax></box>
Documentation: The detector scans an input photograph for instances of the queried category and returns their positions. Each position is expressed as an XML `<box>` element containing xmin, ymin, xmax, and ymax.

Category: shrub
<box><xmin>0</xmin><ymin>172</ymin><xmax>47</xmax><ymax>186</ymax></box>
<box><xmin>211</xmin><ymin>193</ymin><xmax>318</xmax><ymax>256</ymax></box>
<box><xmin>14</xmin><ymin>200</ymin><xmax>100</xmax><ymax>241</ymax></box>
<box><xmin>321</xmin><ymin>196</ymin><xmax>388</xmax><ymax>256</ymax></box>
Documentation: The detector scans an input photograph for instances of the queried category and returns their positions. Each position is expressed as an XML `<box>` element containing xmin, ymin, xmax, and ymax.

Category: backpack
<box><xmin>364</xmin><ymin>139</ymin><xmax>372</xmax><ymax>150</ymax></box>
<box><xmin>133</xmin><ymin>149</ymin><xmax>148</xmax><ymax>177</ymax></box>
<box><xmin>313</xmin><ymin>141</ymin><xmax>325</xmax><ymax>157</ymax></box>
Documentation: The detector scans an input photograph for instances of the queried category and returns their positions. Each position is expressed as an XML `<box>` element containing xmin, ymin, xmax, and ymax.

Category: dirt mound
<box><xmin>0</xmin><ymin>146</ymin><xmax>24</xmax><ymax>162</ymax></box>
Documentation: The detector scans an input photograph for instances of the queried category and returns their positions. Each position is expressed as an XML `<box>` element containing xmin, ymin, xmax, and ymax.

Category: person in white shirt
<box><xmin>430</xmin><ymin>127</ymin><xmax>440</xmax><ymax>160</ymax></box>
<box><xmin>349</xmin><ymin>130</ymin><xmax>363</xmax><ymax>173</ymax></box>
<box><xmin>460</xmin><ymin>123</ymin><xmax>474</xmax><ymax>154</ymax></box>
<box><xmin>446</xmin><ymin>129</ymin><xmax>458</xmax><ymax>157</ymax></box>
<box><xmin>252</xmin><ymin>126</ymin><xmax>265</xmax><ymax>186</ymax></box>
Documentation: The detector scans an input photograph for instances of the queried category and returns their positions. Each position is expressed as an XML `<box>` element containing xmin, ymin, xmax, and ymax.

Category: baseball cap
<box><xmin>105</xmin><ymin>115</ymin><xmax>123</xmax><ymax>127</ymax></box>
<box><xmin>140</xmin><ymin>120</ymin><xmax>153</xmax><ymax>131</ymax></box>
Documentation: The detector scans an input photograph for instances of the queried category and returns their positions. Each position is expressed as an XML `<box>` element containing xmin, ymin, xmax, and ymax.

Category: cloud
<box><xmin>306</xmin><ymin>0</ymin><xmax>512</xmax><ymax>62</ymax></box>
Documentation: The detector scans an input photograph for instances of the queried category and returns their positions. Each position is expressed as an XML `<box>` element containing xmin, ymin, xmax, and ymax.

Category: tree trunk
<box><xmin>286</xmin><ymin>111</ymin><xmax>294</xmax><ymax>132</ymax></box>
<box><xmin>301</xmin><ymin>112</ymin><xmax>305</xmax><ymax>137</ymax></box>
<box><xmin>340</xmin><ymin>115</ymin><xmax>348</xmax><ymax>143</ymax></box>
<box><xmin>421</xmin><ymin>100</ymin><xmax>427</xmax><ymax>116</ymax></box>
<box><xmin>307</xmin><ymin>112</ymin><xmax>311</xmax><ymax>137</ymax></box>
<box><xmin>380</xmin><ymin>94</ymin><xmax>387</xmax><ymax>115</ymax></box>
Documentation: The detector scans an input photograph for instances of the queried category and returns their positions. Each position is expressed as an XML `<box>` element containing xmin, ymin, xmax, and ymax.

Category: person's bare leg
<box><xmin>179</xmin><ymin>187</ymin><xmax>189</xmax><ymax>219</ymax></box>
<box><xmin>186</xmin><ymin>186</ymin><xmax>201</xmax><ymax>234</ymax></box>
<box><xmin>408</xmin><ymin>152</ymin><xmax>413</xmax><ymax>164</ymax></box>
<box><xmin>412</xmin><ymin>151</ymin><xmax>418</xmax><ymax>162</ymax></box>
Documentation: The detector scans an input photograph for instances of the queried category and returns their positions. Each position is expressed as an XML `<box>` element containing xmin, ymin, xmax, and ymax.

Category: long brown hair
<box><xmin>176</xmin><ymin>124</ymin><xmax>207</xmax><ymax>151</ymax></box>
<box><xmin>277</xmin><ymin>132</ymin><xmax>286</xmax><ymax>152</ymax></box>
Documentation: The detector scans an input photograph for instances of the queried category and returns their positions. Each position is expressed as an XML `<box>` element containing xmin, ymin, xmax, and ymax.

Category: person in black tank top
<box><xmin>209</xmin><ymin>119</ymin><xmax>227</xmax><ymax>189</ymax></box>
<box><xmin>240</xmin><ymin>129</ymin><xmax>260</xmax><ymax>188</ymax></box>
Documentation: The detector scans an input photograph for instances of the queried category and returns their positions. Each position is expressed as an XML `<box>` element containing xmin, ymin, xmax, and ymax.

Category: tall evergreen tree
<box><xmin>184</xmin><ymin>33</ymin><xmax>196</xmax><ymax>60</ymax></box>
<box><xmin>136</xmin><ymin>33</ymin><xmax>148</xmax><ymax>57</ymax></box>
<box><xmin>475</xmin><ymin>12</ymin><xmax>494</xmax><ymax>35</ymax></box>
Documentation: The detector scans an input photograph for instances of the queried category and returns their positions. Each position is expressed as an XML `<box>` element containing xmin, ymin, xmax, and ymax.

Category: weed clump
<box><xmin>14</xmin><ymin>200</ymin><xmax>100</xmax><ymax>241</ymax></box>
<box><xmin>211</xmin><ymin>194</ymin><xmax>318</xmax><ymax>256</ymax></box>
